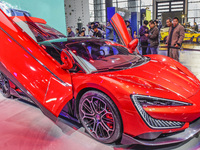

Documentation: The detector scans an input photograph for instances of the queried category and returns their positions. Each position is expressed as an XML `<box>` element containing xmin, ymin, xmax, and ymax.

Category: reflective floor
<box><xmin>1</xmin><ymin>93</ymin><xmax>200</xmax><ymax>150</ymax></box>
<box><xmin>1</xmin><ymin>45</ymin><xmax>200</xmax><ymax>150</ymax></box>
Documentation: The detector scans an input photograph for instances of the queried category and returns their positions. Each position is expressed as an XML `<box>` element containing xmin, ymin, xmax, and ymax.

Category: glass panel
<box><xmin>96</xmin><ymin>0</ymin><xmax>101</xmax><ymax>4</ymax></box>
<box><xmin>141</xmin><ymin>0</ymin><xmax>152</xmax><ymax>5</ymax></box>
<box><xmin>157</xmin><ymin>6</ymin><xmax>169</xmax><ymax>9</ymax></box>
<box><xmin>89</xmin><ymin>0</ymin><xmax>94</xmax><ymax>4</ymax></box>
<box><xmin>157</xmin><ymin>2</ymin><xmax>169</xmax><ymax>6</ymax></box>
<box><xmin>101</xmin><ymin>4</ymin><xmax>106</xmax><ymax>9</ymax></box>
<box><xmin>188</xmin><ymin>3</ymin><xmax>200</xmax><ymax>10</ymax></box>
<box><xmin>171</xmin><ymin>1</ymin><xmax>183</xmax><ymax>5</ymax></box>
<box><xmin>171</xmin><ymin>8</ymin><xmax>183</xmax><ymax>12</ymax></box>
<box><xmin>89</xmin><ymin>5</ymin><xmax>94</xmax><ymax>10</ymax></box>
<box><xmin>171</xmin><ymin>5</ymin><xmax>183</xmax><ymax>8</ymax></box>
<box><xmin>118</xmin><ymin>0</ymin><xmax>127</xmax><ymax>2</ymax></box>
<box><xmin>96</xmin><ymin>4</ymin><xmax>101</xmax><ymax>10</ymax></box>
<box><xmin>188</xmin><ymin>10</ymin><xmax>200</xmax><ymax>17</ymax></box>
<box><xmin>101</xmin><ymin>10</ymin><xmax>106</xmax><ymax>17</ymax></box>
<box><xmin>118</xmin><ymin>2</ymin><xmax>128</xmax><ymax>8</ymax></box>
<box><xmin>101</xmin><ymin>0</ymin><xmax>105</xmax><ymax>3</ymax></box>
<box><xmin>102</xmin><ymin>17</ymin><xmax>106</xmax><ymax>23</ymax></box>
<box><xmin>188</xmin><ymin>0</ymin><xmax>200</xmax><ymax>2</ymax></box>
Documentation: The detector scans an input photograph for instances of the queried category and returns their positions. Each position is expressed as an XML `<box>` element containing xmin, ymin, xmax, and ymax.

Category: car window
<box><xmin>66</xmin><ymin>40</ymin><xmax>145</xmax><ymax>73</ymax></box>
<box><xmin>44</xmin><ymin>46</ymin><xmax>62</xmax><ymax>64</ymax></box>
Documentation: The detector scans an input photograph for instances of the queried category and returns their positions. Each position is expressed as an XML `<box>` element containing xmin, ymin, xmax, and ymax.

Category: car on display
<box><xmin>1</xmin><ymin>10</ymin><xmax>200</xmax><ymax>146</ymax></box>
<box><xmin>160</xmin><ymin>27</ymin><xmax>200</xmax><ymax>43</ymax></box>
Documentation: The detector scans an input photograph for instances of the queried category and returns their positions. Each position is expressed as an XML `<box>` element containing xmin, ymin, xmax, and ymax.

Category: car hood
<box><xmin>101</xmin><ymin>57</ymin><xmax>200</xmax><ymax>100</ymax></box>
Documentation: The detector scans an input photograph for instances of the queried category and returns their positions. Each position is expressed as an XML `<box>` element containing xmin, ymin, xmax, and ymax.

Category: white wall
<box><xmin>65</xmin><ymin>0</ymin><xmax>90</xmax><ymax>34</ymax></box>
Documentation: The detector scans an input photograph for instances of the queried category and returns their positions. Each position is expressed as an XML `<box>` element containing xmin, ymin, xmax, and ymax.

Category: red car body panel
<box><xmin>71</xmin><ymin>54</ymin><xmax>200</xmax><ymax>136</ymax></box>
<box><xmin>9</xmin><ymin>16</ymin><xmax>47</xmax><ymax>24</ymax></box>
<box><xmin>71</xmin><ymin>72</ymin><xmax>190</xmax><ymax>137</ymax></box>
<box><xmin>0</xmin><ymin>10</ymin><xmax>73</xmax><ymax>117</ymax></box>
<box><xmin>111</xmin><ymin>13</ymin><xmax>133</xmax><ymax>47</ymax></box>
<box><xmin>1</xmin><ymin>9</ymin><xmax>200</xmax><ymax>145</ymax></box>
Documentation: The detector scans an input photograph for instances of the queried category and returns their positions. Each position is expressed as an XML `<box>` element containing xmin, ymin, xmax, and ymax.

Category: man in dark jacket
<box><xmin>126</xmin><ymin>20</ymin><xmax>133</xmax><ymax>37</ymax></box>
<box><xmin>93</xmin><ymin>25</ymin><xmax>103</xmax><ymax>38</ymax></box>
<box><xmin>194</xmin><ymin>22</ymin><xmax>198</xmax><ymax>32</ymax></box>
<box><xmin>139</xmin><ymin>20</ymin><xmax>149</xmax><ymax>55</ymax></box>
<box><xmin>67</xmin><ymin>27</ymin><xmax>75</xmax><ymax>37</ymax></box>
<box><xmin>166</xmin><ymin>17</ymin><xmax>184</xmax><ymax>61</ymax></box>
<box><xmin>146</xmin><ymin>20</ymin><xmax>159</xmax><ymax>54</ymax></box>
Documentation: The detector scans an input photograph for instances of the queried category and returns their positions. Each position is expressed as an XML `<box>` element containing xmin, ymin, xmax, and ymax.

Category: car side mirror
<box><xmin>60</xmin><ymin>50</ymin><xmax>74</xmax><ymax>70</ymax></box>
<box><xmin>128</xmin><ymin>39</ymin><xmax>139</xmax><ymax>53</ymax></box>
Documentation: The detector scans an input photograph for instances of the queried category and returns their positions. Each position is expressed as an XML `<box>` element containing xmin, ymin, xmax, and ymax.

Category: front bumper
<box><xmin>121</xmin><ymin>117</ymin><xmax>200</xmax><ymax>146</ymax></box>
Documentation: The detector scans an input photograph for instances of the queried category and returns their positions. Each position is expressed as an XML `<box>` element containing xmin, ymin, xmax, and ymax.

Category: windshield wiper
<box><xmin>91</xmin><ymin>67</ymin><xmax>123</xmax><ymax>73</ymax></box>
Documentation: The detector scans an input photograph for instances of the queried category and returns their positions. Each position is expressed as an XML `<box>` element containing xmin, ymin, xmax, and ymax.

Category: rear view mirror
<box><xmin>60</xmin><ymin>50</ymin><xmax>74</xmax><ymax>70</ymax></box>
<box><xmin>128</xmin><ymin>39</ymin><xmax>139</xmax><ymax>53</ymax></box>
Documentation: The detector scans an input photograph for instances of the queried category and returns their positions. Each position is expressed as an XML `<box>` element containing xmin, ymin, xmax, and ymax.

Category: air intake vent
<box><xmin>133</xmin><ymin>96</ymin><xmax>185</xmax><ymax>129</ymax></box>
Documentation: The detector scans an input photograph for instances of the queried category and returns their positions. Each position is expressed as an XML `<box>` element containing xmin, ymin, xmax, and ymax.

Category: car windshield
<box><xmin>64</xmin><ymin>40</ymin><xmax>147</xmax><ymax>73</ymax></box>
<box><xmin>11</xmin><ymin>16</ymin><xmax>66</xmax><ymax>42</ymax></box>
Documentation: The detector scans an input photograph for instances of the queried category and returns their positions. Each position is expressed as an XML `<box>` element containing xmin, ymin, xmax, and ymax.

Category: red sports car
<box><xmin>0</xmin><ymin>10</ymin><xmax>200</xmax><ymax>146</ymax></box>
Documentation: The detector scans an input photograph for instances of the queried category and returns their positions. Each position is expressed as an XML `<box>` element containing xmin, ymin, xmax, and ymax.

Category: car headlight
<box><xmin>133</xmin><ymin>95</ymin><xmax>192</xmax><ymax>107</ymax></box>
<box><xmin>131</xmin><ymin>95</ymin><xmax>192</xmax><ymax>129</ymax></box>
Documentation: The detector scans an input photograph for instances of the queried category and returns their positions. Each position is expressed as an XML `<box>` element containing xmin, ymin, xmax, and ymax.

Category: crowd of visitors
<box><xmin>139</xmin><ymin>17</ymin><xmax>186</xmax><ymax>61</ymax></box>
<box><xmin>139</xmin><ymin>19</ymin><xmax>160</xmax><ymax>55</ymax></box>
<box><xmin>67</xmin><ymin>22</ymin><xmax>106</xmax><ymax>38</ymax></box>
<box><xmin>66</xmin><ymin>20</ymin><xmax>133</xmax><ymax>42</ymax></box>
<box><xmin>67</xmin><ymin>16</ymin><xmax>199</xmax><ymax>61</ymax></box>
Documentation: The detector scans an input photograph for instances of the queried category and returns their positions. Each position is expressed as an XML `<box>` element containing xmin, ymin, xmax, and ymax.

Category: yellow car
<box><xmin>160</xmin><ymin>27</ymin><xmax>200</xmax><ymax>43</ymax></box>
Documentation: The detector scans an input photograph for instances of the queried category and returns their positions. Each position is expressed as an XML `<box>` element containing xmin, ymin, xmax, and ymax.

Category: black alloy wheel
<box><xmin>0</xmin><ymin>73</ymin><xmax>11</xmax><ymax>98</ymax></box>
<box><xmin>79</xmin><ymin>90</ymin><xmax>122</xmax><ymax>144</ymax></box>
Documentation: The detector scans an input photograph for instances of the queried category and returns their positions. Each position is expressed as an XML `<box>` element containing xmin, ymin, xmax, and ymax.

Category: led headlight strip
<box><xmin>131</xmin><ymin>95</ymin><xmax>191</xmax><ymax>129</ymax></box>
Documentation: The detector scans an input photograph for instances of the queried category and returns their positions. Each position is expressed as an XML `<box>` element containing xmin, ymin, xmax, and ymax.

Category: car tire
<box><xmin>0</xmin><ymin>73</ymin><xmax>11</xmax><ymax>98</ymax></box>
<box><xmin>79</xmin><ymin>90</ymin><xmax>122</xmax><ymax>144</ymax></box>
<box><xmin>197</xmin><ymin>36</ymin><xmax>200</xmax><ymax>43</ymax></box>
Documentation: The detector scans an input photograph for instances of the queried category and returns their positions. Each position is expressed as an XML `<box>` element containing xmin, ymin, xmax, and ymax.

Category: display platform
<box><xmin>0</xmin><ymin>93</ymin><xmax>199</xmax><ymax>150</ymax></box>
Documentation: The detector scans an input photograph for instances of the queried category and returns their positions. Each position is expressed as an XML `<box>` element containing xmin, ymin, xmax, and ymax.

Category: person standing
<box><xmin>146</xmin><ymin>20</ymin><xmax>159</xmax><ymax>54</ymax></box>
<box><xmin>133</xmin><ymin>31</ymin><xmax>137</xmax><ymax>39</ymax></box>
<box><xmin>166</xmin><ymin>17</ymin><xmax>185</xmax><ymax>61</ymax></box>
<box><xmin>88</xmin><ymin>22</ymin><xmax>95</xmax><ymax>37</ymax></box>
<box><xmin>165</xmin><ymin>18</ymin><xmax>172</xmax><ymax>56</ymax></box>
<box><xmin>125</xmin><ymin>20</ymin><xmax>133</xmax><ymax>37</ymax></box>
<box><xmin>75</xmin><ymin>28</ymin><xmax>80</xmax><ymax>37</ymax></box>
<box><xmin>139</xmin><ymin>20</ymin><xmax>149</xmax><ymax>55</ymax></box>
<box><xmin>106</xmin><ymin>22</ymin><xmax>114</xmax><ymax>40</ymax></box>
<box><xmin>194</xmin><ymin>22</ymin><xmax>198</xmax><ymax>32</ymax></box>
<box><xmin>166</xmin><ymin>18</ymin><xmax>172</xmax><ymax>27</ymax></box>
<box><xmin>93</xmin><ymin>25</ymin><xmax>103</xmax><ymax>38</ymax></box>
<box><xmin>79</xmin><ymin>30</ymin><xmax>85</xmax><ymax>37</ymax></box>
<box><xmin>67</xmin><ymin>27</ymin><xmax>75</xmax><ymax>37</ymax></box>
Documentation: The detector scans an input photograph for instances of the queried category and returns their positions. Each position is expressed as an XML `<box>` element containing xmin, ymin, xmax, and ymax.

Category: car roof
<box><xmin>67</xmin><ymin>37</ymin><xmax>105</xmax><ymax>42</ymax></box>
<box><xmin>39</xmin><ymin>37</ymin><xmax>107</xmax><ymax>45</ymax></box>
